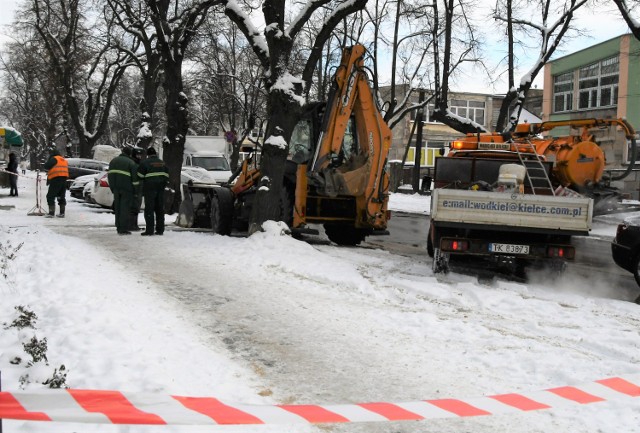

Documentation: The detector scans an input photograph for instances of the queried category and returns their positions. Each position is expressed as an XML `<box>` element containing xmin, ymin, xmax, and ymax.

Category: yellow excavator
<box><xmin>177</xmin><ymin>44</ymin><xmax>393</xmax><ymax>245</ymax></box>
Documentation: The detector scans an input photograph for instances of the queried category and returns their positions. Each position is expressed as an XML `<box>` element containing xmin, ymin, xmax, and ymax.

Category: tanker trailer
<box><xmin>447</xmin><ymin>118</ymin><xmax>636</xmax><ymax>213</ymax></box>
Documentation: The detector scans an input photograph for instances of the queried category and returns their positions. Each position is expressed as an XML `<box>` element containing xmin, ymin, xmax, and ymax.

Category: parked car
<box><xmin>611</xmin><ymin>215</ymin><xmax>640</xmax><ymax>286</ymax></box>
<box><xmin>69</xmin><ymin>173</ymin><xmax>101</xmax><ymax>200</ymax></box>
<box><xmin>92</xmin><ymin>172</ymin><xmax>114</xmax><ymax>208</ymax></box>
<box><xmin>91</xmin><ymin>166</ymin><xmax>217</xmax><ymax>210</ymax></box>
<box><xmin>66</xmin><ymin>158</ymin><xmax>109</xmax><ymax>188</ymax></box>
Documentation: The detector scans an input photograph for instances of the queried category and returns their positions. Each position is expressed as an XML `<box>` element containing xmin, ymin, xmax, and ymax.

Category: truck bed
<box><xmin>431</xmin><ymin>189</ymin><xmax>593</xmax><ymax>236</ymax></box>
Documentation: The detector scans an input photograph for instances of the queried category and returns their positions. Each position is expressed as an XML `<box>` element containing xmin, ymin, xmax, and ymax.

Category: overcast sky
<box><xmin>0</xmin><ymin>0</ymin><xmax>632</xmax><ymax>94</ymax></box>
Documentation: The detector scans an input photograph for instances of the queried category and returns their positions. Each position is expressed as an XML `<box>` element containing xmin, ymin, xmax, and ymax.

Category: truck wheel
<box><xmin>324</xmin><ymin>224</ymin><xmax>368</xmax><ymax>246</ymax></box>
<box><xmin>633</xmin><ymin>252</ymin><xmax>640</xmax><ymax>287</ymax></box>
<box><xmin>427</xmin><ymin>227</ymin><xmax>434</xmax><ymax>258</ymax></box>
<box><xmin>210</xmin><ymin>188</ymin><xmax>234</xmax><ymax>235</ymax></box>
<box><xmin>432</xmin><ymin>248</ymin><xmax>450</xmax><ymax>274</ymax></box>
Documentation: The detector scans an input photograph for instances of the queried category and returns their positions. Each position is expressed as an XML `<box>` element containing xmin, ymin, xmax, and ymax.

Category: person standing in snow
<box><xmin>129</xmin><ymin>147</ymin><xmax>144</xmax><ymax>231</ymax></box>
<box><xmin>43</xmin><ymin>147</ymin><xmax>68</xmax><ymax>217</ymax></box>
<box><xmin>44</xmin><ymin>147</ymin><xmax>69</xmax><ymax>218</ymax></box>
<box><xmin>108</xmin><ymin>147</ymin><xmax>139</xmax><ymax>235</ymax></box>
<box><xmin>7</xmin><ymin>152</ymin><xmax>19</xmax><ymax>196</ymax></box>
<box><xmin>19</xmin><ymin>159</ymin><xmax>27</xmax><ymax>174</ymax></box>
<box><xmin>137</xmin><ymin>147</ymin><xmax>169</xmax><ymax>236</ymax></box>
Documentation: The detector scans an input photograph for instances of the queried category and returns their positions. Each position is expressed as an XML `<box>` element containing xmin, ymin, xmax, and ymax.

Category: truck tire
<box><xmin>633</xmin><ymin>252</ymin><xmax>640</xmax><ymax>287</ymax></box>
<box><xmin>210</xmin><ymin>188</ymin><xmax>234</xmax><ymax>235</ymax></box>
<box><xmin>324</xmin><ymin>224</ymin><xmax>368</xmax><ymax>246</ymax></box>
<box><xmin>427</xmin><ymin>227</ymin><xmax>434</xmax><ymax>258</ymax></box>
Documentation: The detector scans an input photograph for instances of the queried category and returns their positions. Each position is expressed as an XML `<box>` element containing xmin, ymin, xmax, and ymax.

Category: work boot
<box><xmin>45</xmin><ymin>205</ymin><xmax>55</xmax><ymax>218</ymax></box>
<box><xmin>57</xmin><ymin>205</ymin><xmax>65</xmax><ymax>218</ymax></box>
<box><xmin>129</xmin><ymin>213</ymin><xmax>141</xmax><ymax>231</ymax></box>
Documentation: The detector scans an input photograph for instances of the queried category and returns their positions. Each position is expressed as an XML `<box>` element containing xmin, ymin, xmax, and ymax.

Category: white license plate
<box><xmin>489</xmin><ymin>243</ymin><xmax>530</xmax><ymax>254</ymax></box>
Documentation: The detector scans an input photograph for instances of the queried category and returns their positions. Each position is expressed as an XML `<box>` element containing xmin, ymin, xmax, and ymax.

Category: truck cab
<box><xmin>182</xmin><ymin>150</ymin><xmax>232</xmax><ymax>184</ymax></box>
<box><xmin>182</xmin><ymin>136</ymin><xmax>233</xmax><ymax>184</ymax></box>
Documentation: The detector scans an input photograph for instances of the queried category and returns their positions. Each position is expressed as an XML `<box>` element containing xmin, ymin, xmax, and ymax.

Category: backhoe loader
<box><xmin>177</xmin><ymin>44</ymin><xmax>392</xmax><ymax>245</ymax></box>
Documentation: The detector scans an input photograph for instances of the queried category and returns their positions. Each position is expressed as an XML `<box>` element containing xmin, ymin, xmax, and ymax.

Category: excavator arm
<box><xmin>303</xmin><ymin>44</ymin><xmax>392</xmax><ymax>229</ymax></box>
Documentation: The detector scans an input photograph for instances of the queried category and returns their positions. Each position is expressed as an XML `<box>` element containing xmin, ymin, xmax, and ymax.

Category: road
<box><xmin>364</xmin><ymin>211</ymin><xmax>640</xmax><ymax>302</ymax></box>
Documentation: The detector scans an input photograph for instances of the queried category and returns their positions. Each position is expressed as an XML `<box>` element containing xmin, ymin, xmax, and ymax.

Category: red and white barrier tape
<box><xmin>1</xmin><ymin>375</ymin><xmax>639</xmax><ymax>425</ymax></box>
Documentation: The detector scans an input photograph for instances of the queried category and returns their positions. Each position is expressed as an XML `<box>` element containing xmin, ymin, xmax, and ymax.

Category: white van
<box><xmin>183</xmin><ymin>136</ymin><xmax>233</xmax><ymax>184</ymax></box>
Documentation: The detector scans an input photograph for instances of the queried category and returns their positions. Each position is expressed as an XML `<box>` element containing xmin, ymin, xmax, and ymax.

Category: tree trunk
<box><xmin>247</xmin><ymin>90</ymin><xmax>302</xmax><ymax>234</ymax></box>
<box><xmin>162</xmin><ymin>67</ymin><xmax>189</xmax><ymax>214</ymax></box>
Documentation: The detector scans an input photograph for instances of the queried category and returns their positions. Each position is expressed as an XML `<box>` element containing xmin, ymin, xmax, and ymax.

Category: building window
<box><xmin>599</xmin><ymin>56</ymin><xmax>619</xmax><ymax>107</ymax></box>
<box><xmin>410</xmin><ymin>100</ymin><xmax>485</xmax><ymax>125</ymax></box>
<box><xmin>450</xmin><ymin>99</ymin><xmax>485</xmax><ymax>126</ymax></box>
<box><xmin>407</xmin><ymin>144</ymin><xmax>446</xmax><ymax>167</ymax></box>
<box><xmin>578</xmin><ymin>56</ymin><xmax>619</xmax><ymax>109</ymax></box>
<box><xmin>553</xmin><ymin>72</ymin><xmax>573</xmax><ymax>112</ymax></box>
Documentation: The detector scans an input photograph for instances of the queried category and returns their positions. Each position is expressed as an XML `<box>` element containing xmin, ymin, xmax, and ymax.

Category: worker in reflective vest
<box><xmin>43</xmin><ymin>148</ymin><xmax>69</xmax><ymax>218</ymax></box>
<box><xmin>137</xmin><ymin>147</ymin><xmax>169</xmax><ymax>236</ymax></box>
<box><xmin>108</xmin><ymin>147</ymin><xmax>139</xmax><ymax>235</ymax></box>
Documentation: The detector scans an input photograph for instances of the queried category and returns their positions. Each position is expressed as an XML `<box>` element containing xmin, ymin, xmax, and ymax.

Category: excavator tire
<box><xmin>210</xmin><ymin>187</ymin><xmax>234</xmax><ymax>235</ymax></box>
<box><xmin>324</xmin><ymin>224</ymin><xmax>368</xmax><ymax>246</ymax></box>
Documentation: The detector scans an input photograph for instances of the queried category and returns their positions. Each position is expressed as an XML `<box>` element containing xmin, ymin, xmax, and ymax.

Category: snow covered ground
<box><xmin>1</xmin><ymin>173</ymin><xmax>640</xmax><ymax>433</ymax></box>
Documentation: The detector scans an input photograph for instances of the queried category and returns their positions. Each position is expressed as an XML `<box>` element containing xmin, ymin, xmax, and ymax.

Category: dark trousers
<box><xmin>143</xmin><ymin>186</ymin><xmax>165</xmax><ymax>234</ymax></box>
<box><xmin>46</xmin><ymin>177</ymin><xmax>67</xmax><ymax>206</ymax></box>
<box><xmin>9</xmin><ymin>172</ymin><xmax>18</xmax><ymax>195</ymax></box>
<box><xmin>113</xmin><ymin>190</ymin><xmax>133</xmax><ymax>233</ymax></box>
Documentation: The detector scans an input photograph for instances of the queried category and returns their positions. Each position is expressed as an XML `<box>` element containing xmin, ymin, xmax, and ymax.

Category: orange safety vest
<box><xmin>47</xmin><ymin>155</ymin><xmax>69</xmax><ymax>180</ymax></box>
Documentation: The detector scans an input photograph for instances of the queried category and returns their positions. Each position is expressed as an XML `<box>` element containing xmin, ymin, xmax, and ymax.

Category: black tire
<box><xmin>210</xmin><ymin>188</ymin><xmax>234</xmax><ymax>235</ymax></box>
<box><xmin>633</xmin><ymin>252</ymin><xmax>640</xmax><ymax>288</ymax></box>
<box><xmin>324</xmin><ymin>224</ymin><xmax>368</xmax><ymax>246</ymax></box>
<box><xmin>427</xmin><ymin>226</ymin><xmax>434</xmax><ymax>258</ymax></box>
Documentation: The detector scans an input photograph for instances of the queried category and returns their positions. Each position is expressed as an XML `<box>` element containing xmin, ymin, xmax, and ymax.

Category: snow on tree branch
<box><xmin>223</xmin><ymin>0</ymin><xmax>269</xmax><ymax>67</ymax></box>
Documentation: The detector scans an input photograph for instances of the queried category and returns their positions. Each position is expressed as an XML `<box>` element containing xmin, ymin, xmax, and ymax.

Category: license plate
<box><xmin>489</xmin><ymin>243</ymin><xmax>530</xmax><ymax>254</ymax></box>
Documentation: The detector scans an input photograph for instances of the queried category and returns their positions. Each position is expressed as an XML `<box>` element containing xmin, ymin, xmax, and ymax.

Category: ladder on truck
<box><xmin>513</xmin><ymin>139</ymin><xmax>555</xmax><ymax>196</ymax></box>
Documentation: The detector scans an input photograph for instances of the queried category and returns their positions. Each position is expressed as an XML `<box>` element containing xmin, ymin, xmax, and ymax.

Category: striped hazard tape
<box><xmin>1</xmin><ymin>375</ymin><xmax>639</xmax><ymax>425</ymax></box>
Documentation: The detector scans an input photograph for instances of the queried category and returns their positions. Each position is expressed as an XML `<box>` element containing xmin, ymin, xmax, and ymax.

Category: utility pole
<box><xmin>412</xmin><ymin>90</ymin><xmax>425</xmax><ymax>192</ymax></box>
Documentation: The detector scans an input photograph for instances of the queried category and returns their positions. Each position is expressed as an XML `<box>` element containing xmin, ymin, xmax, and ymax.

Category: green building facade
<box><xmin>543</xmin><ymin>34</ymin><xmax>640</xmax><ymax>198</ymax></box>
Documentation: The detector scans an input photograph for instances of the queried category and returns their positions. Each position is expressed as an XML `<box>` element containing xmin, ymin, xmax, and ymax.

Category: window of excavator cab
<box><xmin>341</xmin><ymin>118</ymin><xmax>357</xmax><ymax>161</ymax></box>
<box><xmin>289</xmin><ymin>120</ymin><xmax>312</xmax><ymax>163</ymax></box>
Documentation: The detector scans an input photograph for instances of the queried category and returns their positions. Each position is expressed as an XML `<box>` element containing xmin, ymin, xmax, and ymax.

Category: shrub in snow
<box><xmin>3</xmin><ymin>305</ymin><xmax>38</xmax><ymax>329</ymax></box>
<box><xmin>0</xmin><ymin>239</ymin><xmax>23</xmax><ymax>280</ymax></box>
<box><xmin>43</xmin><ymin>364</ymin><xmax>68</xmax><ymax>389</ymax></box>
<box><xmin>23</xmin><ymin>335</ymin><xmax>48</xmax><ymax>364</ymax></box>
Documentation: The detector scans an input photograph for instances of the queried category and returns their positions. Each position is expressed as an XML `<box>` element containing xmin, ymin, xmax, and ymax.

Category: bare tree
<box><xmin>223</xmin><ymin>0</ymin><xmax>368</xmax><ymax>233</ymax></box>
<box><xmin>430</xmin><ymin>0</ymin><xmax>486</xmax><ymax>133</ymax></box>
<box><xmin>142</xmin><ymin>0</ymin><xmax>222</xmax><ymax>213</ymax></box>
<box><xmin>187</xmin><ymin>15</ymin><xmax>267</xmax><ymax>169</ymax></box>
<box><xmin>613</xmin><ymin>1</ymin><xmax>640</xmax><ymax>39</ymax></box>
<box><xmin>31</xmin><ymin>0</ymin><xmax>135</xmax><ymax>158</ymax></box>
<box><xmin>0</xmin><ymin>28</ymin><xmax>62</xmax><ymax>167</ymax></box>
<box><xmin>105</xmin><ymin>0</ymin><xmax>164</xmax><ymax>150</ymax></box>
<box><xmin>493</xmin><ymin>0</ymin><xmax>587</xmax><ymax>133</ymax></box>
